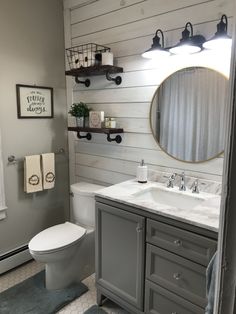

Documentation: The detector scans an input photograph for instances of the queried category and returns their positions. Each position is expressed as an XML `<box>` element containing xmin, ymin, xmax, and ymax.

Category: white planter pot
<box><xmin>76</xmin><ymin>117</ymin><xmax>85</xmax><ymax>127</ymax></box>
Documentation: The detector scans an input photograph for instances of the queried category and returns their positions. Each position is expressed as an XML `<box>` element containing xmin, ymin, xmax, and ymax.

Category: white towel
<box><xmin>24</xmin><ymin>155</ymin><xmax>43</xmax><ymax>193</ymax></box>
<box><xmin>41</xmin><ymin>153</ymin><xmax>55</xmax><ymax>190</ymax></box>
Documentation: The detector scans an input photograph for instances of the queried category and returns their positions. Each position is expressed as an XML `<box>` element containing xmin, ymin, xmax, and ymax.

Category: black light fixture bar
<box><xmin>142</xmin><ymin>15</ymin><xmax>231</xmax><ymax>59</ymax></box>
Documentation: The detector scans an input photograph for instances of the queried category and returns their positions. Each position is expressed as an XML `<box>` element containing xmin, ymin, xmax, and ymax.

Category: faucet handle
<box><xmin>179</xmin><ymin>172</ymin><xmax>186</xmax><ymax>191</ymax></box>
<box><xmin>191</xmin><ymin>179</ymin><xmax>199</xmax><ymax>194</ymax></box>
<box><xmin>170</xmin><ymin>173</ymin><xmax>177</xmax><ymax>180</ymax></box>
<box><xmin>167</xmin><ymin>173</ymin><xmax>176</xmax><ymax>188</ymax></box>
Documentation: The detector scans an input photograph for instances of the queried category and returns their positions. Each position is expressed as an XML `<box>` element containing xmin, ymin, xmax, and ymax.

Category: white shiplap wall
<box><xmin>64</xmin><ymin>0</ymin><xmax>233</xmax><ymax>186</ymax></box>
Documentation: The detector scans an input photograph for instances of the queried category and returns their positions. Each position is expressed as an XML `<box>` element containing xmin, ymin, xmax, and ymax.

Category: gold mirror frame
<box><xmin>149</xmin><ymin>66</ymin><xmax>229</xmax><ymax>163</ymax></box>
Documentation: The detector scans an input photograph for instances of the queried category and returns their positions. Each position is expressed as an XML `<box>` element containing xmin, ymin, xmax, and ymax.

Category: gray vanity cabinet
<box><xmin>95</xmin><ymin>198</ymin><xmax>217</xmax><ymax>314</ymax></box>
<box><xmin>95</xmin><ymin>202</ymin><xmax>145</xmax><ymax>313</ymax></box>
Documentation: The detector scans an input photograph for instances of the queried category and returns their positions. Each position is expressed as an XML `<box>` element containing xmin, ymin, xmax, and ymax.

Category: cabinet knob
<box><xmin>173</xmin><ymin>273</ymin><xmax>181</xmax><ymax>280</ymax></box>
<box><xmin>173</xmin><ymin>239</ymin><xmax>182</xmax><ymax>246</ymax></box>
<box><xmin>136</xmin><ymin>226</ymin><xmax>143</xmax><ymax>233</ymax></box>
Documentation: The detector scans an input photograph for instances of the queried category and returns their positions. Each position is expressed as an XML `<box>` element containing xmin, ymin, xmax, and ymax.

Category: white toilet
<box><xmin>28</xmin><ymin>182</ymin><xmax>104</xmax><ymax>290</ymax></box>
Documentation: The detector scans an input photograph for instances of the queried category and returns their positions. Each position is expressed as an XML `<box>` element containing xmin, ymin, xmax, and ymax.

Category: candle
<box><xmin>101</xmin><ymin>52</ymin><xmax>113</xmax><ymax>66</ymax></box>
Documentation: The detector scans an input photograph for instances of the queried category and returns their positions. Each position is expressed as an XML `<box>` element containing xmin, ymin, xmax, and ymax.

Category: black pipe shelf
<box><xmin>68</xmin><ymin>126</ymin><xmax>124</xmax><ymax>144</ymax></box>
<box><xmin>65</xmin><ymin>65</ymin><xmax>123</xmax><ymax>87</ymax></box>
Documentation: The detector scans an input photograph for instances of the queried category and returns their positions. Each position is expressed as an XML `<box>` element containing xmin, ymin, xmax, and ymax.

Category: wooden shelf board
<box><xmin>65</xmin><ymin>65</ymin><xmax>123</xmax><ymax>77</ymax></box>
<box><xmin>68</xmin><ymin>126</ymin><xmax>124</xmax><ymax>134</ymax></box>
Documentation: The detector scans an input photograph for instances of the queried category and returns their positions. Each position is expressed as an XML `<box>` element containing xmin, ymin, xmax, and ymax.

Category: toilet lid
<box><xmin>71</xmin><ymin>182</ymin><xmax>105</xmax><ymax>196</ymax></box>
<box><xmin>28</xmin><ymin>222</ymin><xmax>86</xmax><ymax>253</ymax></box>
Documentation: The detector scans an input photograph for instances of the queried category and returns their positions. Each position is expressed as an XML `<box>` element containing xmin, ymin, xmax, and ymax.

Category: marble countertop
<box><xmin>95</xmin><ymin>179</ymin><xmax>220</xmax><ymax>232</ymax></box>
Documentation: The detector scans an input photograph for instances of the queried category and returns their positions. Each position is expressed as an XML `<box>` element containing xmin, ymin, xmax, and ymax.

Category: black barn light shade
<box><xmin>203</xmin><ymin>14</ymin><xmax>232</xmax><ymax>50</ymax></box>
<box><xmin>169</xmin><ymin>22</ymin><xmax>206</xmax><ymax>55</ymax></box>
<box><xmin>142</xmin><ymin>29</ymin><xmax>170</xmax><ymax>59</ymax></box>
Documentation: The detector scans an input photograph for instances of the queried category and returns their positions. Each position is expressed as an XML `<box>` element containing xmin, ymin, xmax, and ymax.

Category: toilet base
<box><xmin>45</xmin><ymin>229</ymin><xmax>95</xmax><ymax>290</ymax></box>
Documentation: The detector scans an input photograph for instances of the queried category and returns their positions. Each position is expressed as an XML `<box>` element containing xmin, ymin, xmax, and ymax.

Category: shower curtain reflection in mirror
<box><xmin>151</xmin><ymin>67</ymin><xmax>228</xmax><ymax>162</ymax></box>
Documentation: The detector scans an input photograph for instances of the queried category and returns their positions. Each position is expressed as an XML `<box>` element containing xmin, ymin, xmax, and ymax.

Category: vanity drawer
<box><xmin>146</xmin><ymin>244</ymin><xmax>206</xmax><ymax>308</ymax></box>
<box><xmin>147</xmin><ymin>219</ymin><xmax>216</xmax><ymax>266</ymax></box>
<box><xmin>145</xmin><ymin>280</ymin><xmax>204</xmax><ymax>314</ymax></box>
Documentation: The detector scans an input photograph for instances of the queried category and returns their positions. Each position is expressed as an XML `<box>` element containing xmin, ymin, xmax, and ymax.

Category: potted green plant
<box><xmin>68</xmin><ymin>102</ymin><xmax>91</xmax><ymax>127</ymax></box>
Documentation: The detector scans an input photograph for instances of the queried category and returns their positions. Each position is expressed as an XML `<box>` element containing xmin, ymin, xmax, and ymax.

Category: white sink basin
<box><xmin>133</xmin><ymin>187</ymin><xmax>208</xmax><ymax>210</ymax></box>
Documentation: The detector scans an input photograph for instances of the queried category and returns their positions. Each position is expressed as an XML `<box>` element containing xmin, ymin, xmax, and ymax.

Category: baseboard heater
<box><xmin>0</xmin><ymin>245</ymin><xmax>32</xmax><ymax>274</ymax></box>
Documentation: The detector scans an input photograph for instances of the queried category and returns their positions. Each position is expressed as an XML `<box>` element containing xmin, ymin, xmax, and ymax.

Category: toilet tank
<box><xmin>70</xmin><ymin>182</ymin><xmax>105</xmax><ymax>228</ymax></box>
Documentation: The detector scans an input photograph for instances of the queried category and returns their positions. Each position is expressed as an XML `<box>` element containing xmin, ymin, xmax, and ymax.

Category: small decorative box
<box><xmin>89</xmin><ymin>111</ymin><xmax>104</xmax><ymax>128</ymax></box>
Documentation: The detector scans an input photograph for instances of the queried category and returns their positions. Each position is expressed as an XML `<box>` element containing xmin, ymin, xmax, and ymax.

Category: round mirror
<box><xmin>150</xmin><ymin>67</ymin><xmax>229</xmax><ymax>162</ymax></box>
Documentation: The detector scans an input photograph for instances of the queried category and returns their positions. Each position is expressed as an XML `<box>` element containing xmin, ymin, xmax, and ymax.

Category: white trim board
<box><xmin>0</xmin><ymin>247</ymin><xmax>32</xmax><ymax>275</ymax></box>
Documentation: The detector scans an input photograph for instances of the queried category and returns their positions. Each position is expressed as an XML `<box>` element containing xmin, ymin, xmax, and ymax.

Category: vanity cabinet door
<box><xmin>95</xmin><ymin>202</ymin><xmax>145</xmax><ymax>311</ymax></box>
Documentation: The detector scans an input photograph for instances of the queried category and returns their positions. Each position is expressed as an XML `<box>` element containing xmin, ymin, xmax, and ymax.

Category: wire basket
<box><xmin>66</xmin><ymin>43</ymin><xmax>111</xmax><ymax>70</ymax></box>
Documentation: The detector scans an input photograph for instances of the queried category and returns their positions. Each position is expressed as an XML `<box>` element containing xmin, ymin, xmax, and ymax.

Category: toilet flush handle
<box><xmin>69</xmin><ymin>192</ymin><xmax>74</xmax><ymax>197</ymax></box>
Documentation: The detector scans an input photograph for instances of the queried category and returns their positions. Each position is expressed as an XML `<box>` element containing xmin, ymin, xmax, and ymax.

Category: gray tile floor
<box><xmin>0</xmin><ymin>260</ymin><xmax>129</xmax><ymax>314</ymax></box>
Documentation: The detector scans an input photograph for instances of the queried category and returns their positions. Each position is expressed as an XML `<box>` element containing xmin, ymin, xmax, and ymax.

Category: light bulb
<box><xmin>169</xmin><ymin>44</ymin><xmax>201</xmax><ymax>55</ymax></box>
<box><xmin>203</xmin><ymin>37</ymin><xmax>232</xmax><ymax>50</ymax></box>
<box><xmin>142</xmin><ymin>49</ymin><xmax>170</xmax><ymax>59</ymax></box>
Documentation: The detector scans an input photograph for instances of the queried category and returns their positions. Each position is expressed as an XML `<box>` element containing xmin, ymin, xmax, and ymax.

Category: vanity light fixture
<box><xmin>203</xmin><ymin>14</ymin><xmax>232</xmax><ymax>50</ymax></box>
<box><xmin>169</xmin><ymin>22</ymin><xmax>206</xmax><ymax>55</ymax></box>
<box><xmin>142</xmin><ymin>29</ymin><xmax>170</xmax><ymax>59</ymax></box>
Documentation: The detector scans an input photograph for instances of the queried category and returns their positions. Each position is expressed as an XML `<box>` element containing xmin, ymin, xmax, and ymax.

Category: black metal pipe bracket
<box><xmin>77</xmin><ymin>132</ymin><xmax>92</xmax><ymax>140</ymax></box>
<box><xmin>107</xmin><ymin>134</ymin><xmax>122</xmax><ymax>144</ymax></box>
<box><xmin>75</xmin><ymin>77</ymin><xmax>91</xmax><ymax>87</ymax></box>
<box><xmin>106</xmin><ymin>72</ymin><xmax>122</xmax><ymax>85</ymax></box>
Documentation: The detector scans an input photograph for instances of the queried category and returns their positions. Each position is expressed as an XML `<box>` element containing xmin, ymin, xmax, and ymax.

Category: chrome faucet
<box><xmin>166</xmin><ymin>173</ymin><xmax>176</xmax><ymax>188</ymax></box>
<box><xmin>190</xmin><ymin>179</ymin><xmax>199</xmax><ymax>193</ymax></box>
<box><xmin>179</xmin><ymin>172</ymin><xmax>186</xmax><ymax>191</ymax></box>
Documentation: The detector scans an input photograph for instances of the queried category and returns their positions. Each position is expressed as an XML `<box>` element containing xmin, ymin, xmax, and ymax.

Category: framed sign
<box><xmin>16</xmin><ymin>84</ymin><xmax>53</xmax><ymax>118</ymax></box>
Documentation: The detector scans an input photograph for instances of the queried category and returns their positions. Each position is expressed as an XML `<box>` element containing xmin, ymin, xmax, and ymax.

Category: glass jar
<box><xmin>110</xmin><ymin>118</ymin><xmax>116</xmax><ymax>128</ymax></box>
<box><xmin>105</xmin><ymin>117</ymin><xmax>110</xmax><ymax>128</ymax></box>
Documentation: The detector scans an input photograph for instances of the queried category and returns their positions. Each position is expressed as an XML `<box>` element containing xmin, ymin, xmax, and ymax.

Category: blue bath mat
<box><xmin>0</xmin><ymin>270</ymin><xmax>88</xmax><ymax>314</ymax></box>
<box><xmin>84</xmin><ymin>305</ymin><xmax>108</xmax><ymax>313</ymax></box>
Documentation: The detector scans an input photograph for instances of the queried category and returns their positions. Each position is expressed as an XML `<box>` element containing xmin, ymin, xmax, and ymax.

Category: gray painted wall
<box><xmin>0</xmin><ymin>0</ymin><xmax>69</xmax><ymax>254</ymax></box>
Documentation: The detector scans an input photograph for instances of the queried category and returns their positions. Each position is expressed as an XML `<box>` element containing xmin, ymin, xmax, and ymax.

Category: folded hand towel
<box><xmin>41</xmin><ymin>153</ymin><xmax>55</xmax><ymax>190</ymax></box>
<box><xmin>24</xmin><ymin>155</ymin><xmax>43</xmax><ymax>193</ymax></box>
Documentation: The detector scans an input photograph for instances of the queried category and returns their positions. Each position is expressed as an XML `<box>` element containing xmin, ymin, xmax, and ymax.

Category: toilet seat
<box><xmin>29</xmin><ymin>222</ymin><xmax>86</xmax><ymax>254</ymax></box>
